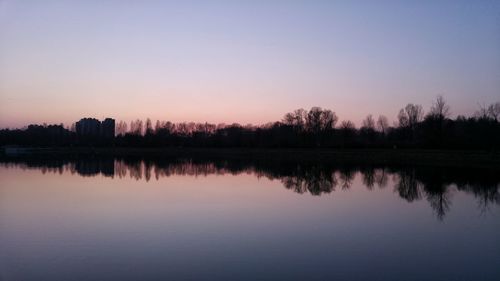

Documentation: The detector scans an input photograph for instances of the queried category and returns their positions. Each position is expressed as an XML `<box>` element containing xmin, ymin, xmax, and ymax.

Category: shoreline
<box><xmin>1</xmin><ymin>147</ymin><xmax>499</xmax><ymax>169</ymax></box>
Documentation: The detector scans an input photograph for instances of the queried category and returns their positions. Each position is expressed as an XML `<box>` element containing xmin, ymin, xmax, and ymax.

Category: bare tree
<box><xmin>130</xmin><ymin>119</ymin><xmax>143</xmax><ymax>135</ymax></box>
<box><xmin>339</xmin><ymin>120</ymin><xmax>356</xmax><ymax>147</ymax></box>
<box><xmin>487</xmin><ymin>102</ymin><xmax>500</xmax><ymax>121</ymax></box>
<box><xmin>320</xmin><ymin>109</ymin><xmax>338</xmax><ymax>131</ymax></box>
<box><xmin>305</xmin><ymin>107</ymin><xmax>337</xmax><ymax>133</ymax></box>
<box><xmin>164</xmin><ymin>121</ymin><xmax>174</xmax><ymax>133</ymax></box>
<box><xmin>176</xmin><ymin>122</ymin><xmax>190</xmax><ymax>136</ymax></box>
<box><xmin>145</xmin><ymin>118</ymin><xmax>153</xmax><ymax>135</ymax></box>
<box><xmin>116</xmin><ymin>121</ymin><xmax>128</xmax><ymax>136</ymax></box>
<box><xmin>283</xmin><ymin>112</ymin><xmax>295</xmax><ymax>126</ymax></box>
<box><xmin>155</xmin><ymin>120</ymin><xmax>161</xmax><ymax>133</ymax></box>
<box><xmin>293</xmin><ymin>109</ymin><xmax>307</xmax><ymax>129</ymax></box>
<box><xmin>283</xmin><ymin>109</ymin><xmax>306</xmax><ymax>128</ymax></box>
<box><xmin>340</xmin><ymin>120</ymin><xmax>355</xmax><ymax>130</ymax></box>
<box><xmin>398</xmin><ymin>110</ymin><xmax>409</xmax><ymax>128</ymax></box>
<box><xmin>398</xmin><ymin>103</ymin><xmax>424</xmax><ymax>129</ymax></box>
<box><xmin>475</xmin><ymin>103</ymin><xmax>489</xmax><ymax>120</ymax></box>
<box><xmin>376</xmin><ymin>115</ymin><xmax>389</xmax><ymax>134</ymax></box>
<box><xmin>477</xmin><ymin>102</ymin><xmax>500</xmax><ymax>121</ymax></box>
<box><xmin>306</xmin><ymin>107</ymin><xmax>323</xmax><ymax>133</ymax></box>
<box><xmin>362</xmin><ymin>114</ymin><xmax>375</xmax><ymax>130</ymax></box>
<box><xmin>428</xmin><ymin>95</ymin><xmax>451</xmax><ymax>120</ymax></box>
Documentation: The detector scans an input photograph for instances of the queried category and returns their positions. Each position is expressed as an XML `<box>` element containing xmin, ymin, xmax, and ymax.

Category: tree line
<box><xmin>1</xmin><ymin>96</ymin><xmax>499</xmax><ymax>149</ymax></box>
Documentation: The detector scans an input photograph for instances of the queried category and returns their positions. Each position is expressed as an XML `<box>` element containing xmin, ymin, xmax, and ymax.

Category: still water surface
<box><xmin>0</xmin><ymin>157</ymin><xmax>499</xmax><ymax>281</ymax></box>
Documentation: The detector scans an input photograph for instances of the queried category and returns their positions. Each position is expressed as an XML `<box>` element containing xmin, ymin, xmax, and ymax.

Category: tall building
<box><xmin>101</xmin><ymin>118</ymin><xmax>115</xmax><ymax>138</ymax></box>
<box><xmin>75</xmin><ymin>118</ymin><xmax>115</xmax><ymax>138</ymax></box>
<box><xmin>75</xmin><ymin>118</ymin><xmax>101</xmax><ymax>137</ymax></box>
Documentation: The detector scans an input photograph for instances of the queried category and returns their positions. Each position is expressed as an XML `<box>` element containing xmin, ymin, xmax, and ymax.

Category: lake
<box><xmin>0</xmin><ymin>156</ymin><xmax>499</xmax><ymax>281</ymax></box>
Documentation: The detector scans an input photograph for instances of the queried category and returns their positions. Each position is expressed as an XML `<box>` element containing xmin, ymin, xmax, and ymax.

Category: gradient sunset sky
<box><xmin>1</xmin><ymin>0</ymin><xmax>499</xmax><ymax>128</ymax></box>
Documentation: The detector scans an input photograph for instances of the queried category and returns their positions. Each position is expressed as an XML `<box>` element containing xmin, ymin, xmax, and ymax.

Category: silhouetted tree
<box><xmin>339</xmin><ymin>120</ymin><xmax>356</xmax><ymax>147</ymax></box>
<box><xmin>428</xmin><ymin>95</ymin><xmax>451</xmax><ymax>120</ymax></box>
<box><xmin>116</xmin><ymin>121</ymin><xmax>128</xmax><ymax>136</ymax></box>
<box><xmin>487</xmin><ymin>102</ymin><xmax>500</xmax><ymax>122</ymax></box>
<box><xmin>145</xmin><ymin>118</ymin><xmax>153</xmax><ymax>136</ymax></box>
<box><xmin>306</xmin><ymin>107</ymin><xmax>323</xmax><ymax>134</ymax></box>
<box><xmin>362</xmin><ymin>114</ymin><xmax>375</xmax><ymax>130</ymax></box>
<box><xmin>283</xmin><ymin>108</ymin><xmax>306</xmax><ymax>130</ymax></box>
<box><xmin>130</xmin><ymin>119</ymin><xmax>143</xmax><ymax>135</ymax></box>
<box><xmin>360</xmin><ymin>114</ymin><xmax>376</xmax><ymax>145</ymax></box>
<box><xmin>398</xmin><ymin>103</ymin><xmax>424</xmax><ymax>129</ymax></box>
<box><xmin>376</xmin><ymin>115</ymin><xmax>389</xmax><ymax>134</ymax></box>
<box><xmin>422</xmin><ymin>96</ymin><xmax>451</xmax><ymax>147</ymax></box>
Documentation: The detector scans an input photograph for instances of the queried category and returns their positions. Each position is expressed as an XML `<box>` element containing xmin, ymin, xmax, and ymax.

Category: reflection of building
<box><xmin>74</xmin><ymin>159</ymin><xmax>115</xmax><ymax>177</ymax></box>
<box><xmin>75</xmin><ymin>118</ymin><xmax>115</xmax><ymax>138</ymax></box>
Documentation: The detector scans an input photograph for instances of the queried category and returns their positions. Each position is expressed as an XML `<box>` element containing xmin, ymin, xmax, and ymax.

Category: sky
<box><xmin>0</xmin><ymin>0</ymin><xmax>499</xmax><ymax>128</ymax></box>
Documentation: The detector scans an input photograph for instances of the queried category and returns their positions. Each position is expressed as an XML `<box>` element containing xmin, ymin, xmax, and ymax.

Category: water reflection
<box><xmin>1</xmin><ymin>156</ymin><xmax>499</xmax><ymax>220</ymax></box>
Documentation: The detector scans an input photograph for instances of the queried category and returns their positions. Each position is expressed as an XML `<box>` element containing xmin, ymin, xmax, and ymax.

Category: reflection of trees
<box><xmin>361</xmin><ymin>167</ymin><xmax>375</xmax><ymax>190</ymax></box>
<box><xmin>115</xmin><ymin>160</ymin><xmax>128</xmax><ymax>178</ymax></box>
<box><xmin>417</xmin><ymin>169</ymin><xmax>452</xmax><ymax>221</ymax></box>
<box><xmin>395</xmin><ymin>169</ymin><xmax>422</xmax><ymax>202</ymax></box>
<box><xmin>127</xmin><ymin>160</ymin><xmax>142</xmax><ymax>181</ymax></box>
<box><xmin>426</xmin><ymin>188</ymin><xmax>452</xmax><ymax>221</ymax></box>
<box><xmin>468</xmin><ymin>184</ymin><xmax>499</xmax><ymax>214</ymax></box>
<box><xmin>144</xmin><ymin>161</ymin><xmax>153</xmax><ymax>182</ymax></box>
<box><xmin>281</xmin><ymin>166</ymin><xmax>337</xmax><ymax>195</ymax></box>
<box><xmin>394</xmin><ymin>168</ymin><xmax>453</xmax><ymax>220</ymax></box>
<box><xmin>1</xmin><ymin>156</ymin><xmax>499</xmax><ymax>220</ymax></box>
<box><xmin>338</xmin><ymin>168</ymin><xmax>355</xmax><ymax>190</ymax></box>
<box><xmin>374</xmin><ymin>168</ymin><xmax>388</xmax><ymax>188</ymax></box>
<box><xmin>392</xmin><ymin>167</ymin><xmax>500</xmax><ymax>220</ymax></box>
<box><xmin>453</xmin><ymin>175</ymin><xmax>500</xmax><ymax>215</ymax></box>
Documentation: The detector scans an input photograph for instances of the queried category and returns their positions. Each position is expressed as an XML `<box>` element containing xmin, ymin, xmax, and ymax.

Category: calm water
<box><xmin>0</xmin><ymin>156</ymin><xmax>499</xmax><ymax>281</ymax></box>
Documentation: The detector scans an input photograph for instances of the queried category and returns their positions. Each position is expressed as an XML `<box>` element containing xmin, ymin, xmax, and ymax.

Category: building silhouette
<box><xmin>75</xmin><ymin>118</ymin><xmax>100</xmax><ymax>137</ymax></box>
<box><xmin>101</xmin><ymin>118</ymin><xmax>115</xmax><ymax>138</ymax></box>
<box><xmin>75</xmin><ymin>118</ymin><xmax>115</xmax><ymax>138</ymax></box>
